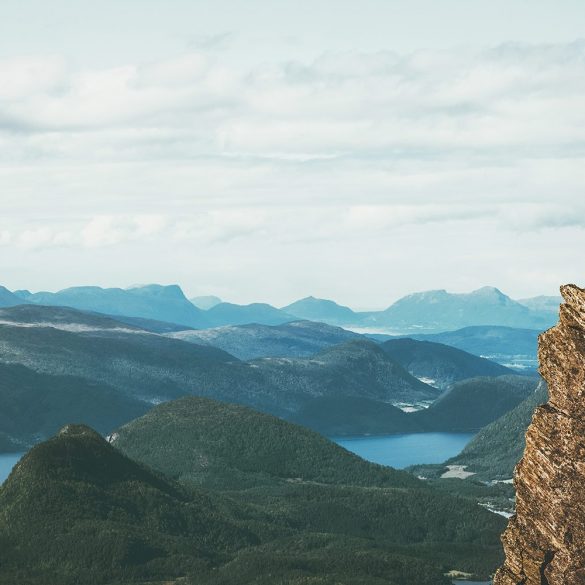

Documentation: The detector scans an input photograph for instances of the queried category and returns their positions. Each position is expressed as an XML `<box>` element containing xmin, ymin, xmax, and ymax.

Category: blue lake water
<box><xmin>332</xmin><ymin>432</ymin><xmax>475</xmax><ymax>469</ymax></box>
<box><xmin>0</xmin><ymin>453</ymin><xmax>24</xmax><ymax>484</ymax></box>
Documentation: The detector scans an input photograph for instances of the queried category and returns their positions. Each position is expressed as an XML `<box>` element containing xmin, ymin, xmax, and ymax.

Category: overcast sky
<box><xmin>1</xmin><ymin>0</ymin><xmax>584</xmax><ymax>307</ymax></box>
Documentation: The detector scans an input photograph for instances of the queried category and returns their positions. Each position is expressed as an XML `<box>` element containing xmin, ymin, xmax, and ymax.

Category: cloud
<box><xmin>1</xmin><ymin>41</ymin><xmax>585</xmax><ymax>302</ymax></box>
<box><xmin>1</xmin><ymin>42</ymin><xmax>584</xmax><ymax>157</ymax></box>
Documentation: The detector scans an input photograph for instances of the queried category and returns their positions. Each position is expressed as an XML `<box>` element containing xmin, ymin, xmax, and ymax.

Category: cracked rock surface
<box><xmin>494</xmin><ymin>284</ymin><xmax>585</xmax><ymax>585</ymax></box>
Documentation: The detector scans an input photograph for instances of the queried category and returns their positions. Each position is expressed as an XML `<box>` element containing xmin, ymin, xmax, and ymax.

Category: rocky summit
<box><xmin>495</xmin><ymin>284</ymin><xmax>585</xmax><ymax>585</ymax></box>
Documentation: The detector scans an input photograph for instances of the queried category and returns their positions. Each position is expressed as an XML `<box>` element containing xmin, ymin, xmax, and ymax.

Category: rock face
<box><xmin>495</xmin><ymin>284</ymin><xmax>585</xmax><ymax>585</ymax></box>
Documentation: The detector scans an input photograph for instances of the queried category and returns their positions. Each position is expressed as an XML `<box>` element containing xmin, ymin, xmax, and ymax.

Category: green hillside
<box><xmin>0</xmin><ymin>425</ymin><xmax>255</xmax><ymax>585</ymax></box>
<box><xmin>112</xmin><ymin>396</ymin><xmax>421</xmax><ymax>489</ymax></box>
<box><xmin>446</xmin><ymin>382</ymin><xmax>548</xmax><ymax>480</ymax></box>
<box><xmin>113</xmin><ymin>398</ymin><xmax>506</xmax><ymax>579</ymax></box>
<box><xmin>0</xmin><ymin>418</ymin><xmax>506</xmax><ymax>584</ymax></box>
<box><xmin>289</xmin><ymin>395</ymin><xmax>423</xmax><ymax>436</ymax></box>
<box><xmin>0</xmin><ymin>362</ymin><xmax>149</xmax><ymax>449</ymax></box>
<box><xmin>381</xmin><ymin>338</ymin><xmax>514</xmax><ymax>389</ymax></box>
<box><xmin>412</xmin><ymin>375</ymin><xmax>539</xmax><ymax>432</ymax></box>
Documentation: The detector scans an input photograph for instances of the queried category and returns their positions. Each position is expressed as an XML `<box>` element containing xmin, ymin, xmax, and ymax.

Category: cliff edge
<box><xmin>495</xmin><ymin>284</ymin><xmax>585</xmax><ymax>585</ymax></box>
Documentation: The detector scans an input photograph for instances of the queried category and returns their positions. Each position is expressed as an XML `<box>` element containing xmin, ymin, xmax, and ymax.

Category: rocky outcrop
<box><xmin>494</xmin><ymin>284</ymin><xmax>585</xmax><ymax>585</ymax></box>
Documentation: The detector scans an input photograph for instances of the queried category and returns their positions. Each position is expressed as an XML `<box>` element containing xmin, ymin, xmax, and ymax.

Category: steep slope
<box><xmin>24</xmin><ymin>284</ymin><xmax>209</xmax><ymax>328</ymax></box>
<box><xmin>0</xmin><ymin>286</ymin><xmax>28</xmax><ymax>308</ymax></box>
<box><xmin>495</xmin><ymin>285</ymin><xmax>585</xmax><ymax>584</ymax></box>
<box><xmin>446</xmin><ymin>381</ymin><xmax>548</xmax><ymax>481</ymax></box>
<box><xmin>170</xmin><ymin>320</ymin><xmax>361</xmax><ymax>359</ymax></box>
<box><xmin>517</xmin><ymin>295</ymin><xmax>561</xmax><ymax>314</ymax></box>
<box><xmin>381</xmin><ymin>338</ymin><xmax>514</xmax><ymax>388</ymax></box>
<box><xmin>365</xmin><ymin>287</ymin><xmax>555</xmax><ymax>332</ymax></box>
<box><xmin>412</xmin><ymin>375</ymin><xmax>539</xmax><ymax>432</ymax></box>
<box><xmin>282</xmin><ymin>296</ymin><xmax>358</xmax><ymax>326</ymax></box>
<box><xmin>204</xmin><ymin>302</ymin><xmax>296</xmax><ymax>326</ymax></box>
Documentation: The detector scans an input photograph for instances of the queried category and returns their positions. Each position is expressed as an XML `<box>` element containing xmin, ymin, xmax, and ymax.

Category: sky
<box><xmin>1</xmin><ymin>0</ymin><xmax>585</xmax><ymax>308</ymax></box>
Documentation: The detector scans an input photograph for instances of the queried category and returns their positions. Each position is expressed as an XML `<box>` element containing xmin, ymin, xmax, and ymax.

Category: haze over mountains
<box><xmin>1</xmin><ymin>283</ymin><xmax>559</xmax><ymax>333</ymax></box>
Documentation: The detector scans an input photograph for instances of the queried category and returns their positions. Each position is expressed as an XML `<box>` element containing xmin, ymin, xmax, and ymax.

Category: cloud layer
<box><xmin>1</xmin><ymin>41</ymin><xmax>584</xmax><ymax>304</ymax></box>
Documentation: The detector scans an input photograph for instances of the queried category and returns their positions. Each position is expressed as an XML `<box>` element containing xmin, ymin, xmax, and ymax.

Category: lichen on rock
<box><xmin>494</xmin><ymin>284</ymin><xmax>585</xmax><ymax>585</ymax></box>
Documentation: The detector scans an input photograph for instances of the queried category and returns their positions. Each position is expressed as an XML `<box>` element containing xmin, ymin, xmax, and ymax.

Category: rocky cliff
<box><xmin>495</xmin><ymin>284</ymin><xmax>585</xmax><ymax>585</ymax></box>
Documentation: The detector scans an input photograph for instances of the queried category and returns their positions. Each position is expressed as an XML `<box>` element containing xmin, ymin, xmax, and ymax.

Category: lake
<box><xmin>0</xmin><ymin>453</ymin><xmax>24</xmax><ymax>484</ymax></box>
<box><xmin>332</xmin><ymin>432</ymin><xmax>475</xmax><ymax>469</ymax></box>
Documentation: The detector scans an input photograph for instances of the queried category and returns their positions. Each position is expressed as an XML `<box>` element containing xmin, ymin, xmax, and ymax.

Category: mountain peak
<box><xmin>471</xmin><ymin>286</ymin><xmax>507</xmax><ymax>297</ymax></box>
<box><xmin>57</xmin><ymin>424</ymin><xmax>104</xmax><ymax>440</ymax></box>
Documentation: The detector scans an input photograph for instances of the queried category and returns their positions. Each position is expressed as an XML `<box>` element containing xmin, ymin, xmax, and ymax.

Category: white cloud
<box><xmin>1</xmin><ymin>41</ymin><xmax>585</xmax><ymax>302</ymax></box>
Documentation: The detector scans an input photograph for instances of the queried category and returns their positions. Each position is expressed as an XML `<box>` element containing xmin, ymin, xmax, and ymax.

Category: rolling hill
<box><xmin>0</xmin><ymin>361</ymin><xmax>150</xmax><ymax>451</ymax></box>
<box><xmin>0</xmin><ymin>306</ymin><xmax>437</xmax><ymax>450</ymax></box>
<box><xmin>170</xmin><ymin>320</ymin><xmax>361</xmax><ymax>359</ymax></box>
<box><xmin>289</xmin><ymin>395</ymin><xmax>423</xmax><ymax>436</ymax></box>
<box><xmin>112</xmin><ymin>397</ymin><xmax>507</xmax><ymax>579</ymax></box>
<box><xmin>412</xmin><ymin>375</ymin><xmax>540</xmax><ymax>432</ymax></box>
<box><xmin>250</xmin><ymin>339</ymin><xmax>439</xmax><ymax>408</ymax></box>
<box><xmin>112</xmin><ymin>396</ymin><xmax>421</xmax><ymax>489</ymax></box>
<box><xmin>405</xmin><ymin>326</ymin><xmax>541</xmax><ymax>370</ymax></box>
<box><xmin>0</xmin><ymin>414</ymin><xmax>507</xmax><ymax>584</ymax></box>
<box><xmin>381</xmin><ymin>338</ymin><xmax>515</xmax><ymax>388</ymax></box>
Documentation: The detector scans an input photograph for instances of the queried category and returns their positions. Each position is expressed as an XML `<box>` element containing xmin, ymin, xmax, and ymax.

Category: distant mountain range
<box><xmin>360</xmin><ymin>286</ymin><xmax>558</xmax><ymax>332</ymax></box>
<box><xmin>15</xmin><ymin>284</ymin><xmax>210</xmax><ymax>328</ymax></box>
<box><xmin>2</xmin><ymin>283</ymin><xmax>561</xmax><ymax>333</ymax></box>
